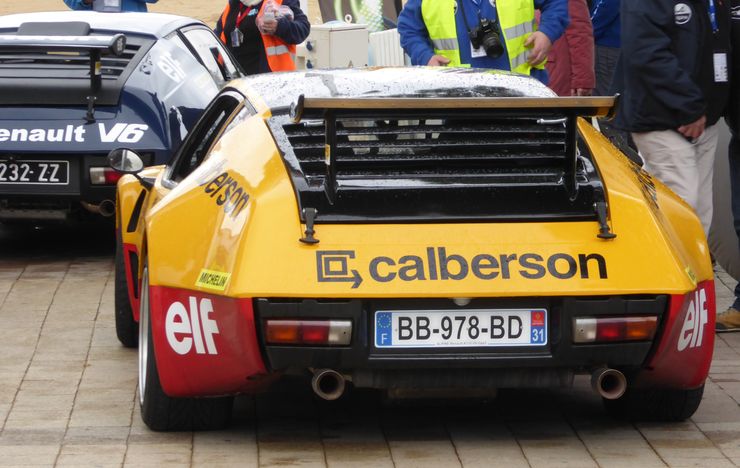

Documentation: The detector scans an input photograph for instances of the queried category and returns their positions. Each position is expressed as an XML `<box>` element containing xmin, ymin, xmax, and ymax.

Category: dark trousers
<box><xmin>594</xmin><ymin>45</ymin><xmax>620</xmax><ymax>97</ymax></box>
<box><xmin>593</xmin><ymin>45</ymin><xmax>640</xmax><ymax>162</ymax></box>
<box><xmin>730</xmin><ymin>132</ymin><xmax>740</xmax><ymax>308</ymax></box>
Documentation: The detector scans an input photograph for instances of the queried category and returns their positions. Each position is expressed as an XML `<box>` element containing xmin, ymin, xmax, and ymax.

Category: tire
<box><xmin>114</xmin><ymin>228</ymin><xmax>138</xmax><ymax>348</ymax></box>
<box><xmin>138</xmin><ymin>264</ymin><xmax>234</xmax><ymax>431</ymax></box>
<box><xmin>603</xmin><ymin>385</ymin><xmax>705</xmax><ymax>422</ymax></box>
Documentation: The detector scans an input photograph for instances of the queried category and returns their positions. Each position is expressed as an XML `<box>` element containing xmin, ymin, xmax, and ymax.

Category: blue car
<box><xmin>0</xmin><ymin>11</ymin><xmax>242</xmax><ymax>222</ymax></box>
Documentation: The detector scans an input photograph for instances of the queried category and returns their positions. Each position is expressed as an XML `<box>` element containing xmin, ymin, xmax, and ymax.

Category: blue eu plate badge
<box><xmin>376</xmin><ymin>311</ymin><xmax>392</xmax><ymax>346</ymax></box>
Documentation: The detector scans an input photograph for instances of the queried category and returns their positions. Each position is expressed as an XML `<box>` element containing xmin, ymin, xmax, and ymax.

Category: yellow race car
<box><xmin>110</xmin><ymin>67</ymin><xmax>715</xmax><ymax>431</ymax></box>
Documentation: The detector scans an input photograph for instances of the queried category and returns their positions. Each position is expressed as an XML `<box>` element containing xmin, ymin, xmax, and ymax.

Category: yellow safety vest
<box><xmin>421</xmin><ymin>0</ymin><xmax>544</xmax><ymax>74</ymax></box>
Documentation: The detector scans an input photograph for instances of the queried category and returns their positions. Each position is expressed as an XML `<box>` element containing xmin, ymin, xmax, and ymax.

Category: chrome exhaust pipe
<box><xmin>98</xmin><ymin>199</ymin><xmax>115</xmax><ymax>217</ymax></box>
<box><xmin>591</xmin><ymin>367</ymin><xmax>627</xmax><ymax>400</ymax></box>
<box><xmin>311</xmin><ymin>369</ymin><xmax>346</xmax><ymax>401</ymax></box>
<box><xmin>80</xmin><ymin>199</ymin><xmax>115</xmax><ymax>217</ymax></box>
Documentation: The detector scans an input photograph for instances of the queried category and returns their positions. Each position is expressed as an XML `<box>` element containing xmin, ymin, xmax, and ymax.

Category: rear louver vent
<box><xmin>282</xmin><ymin>118</ymin><xmax>569</xmax><ymax>184</ymax></box>
<box><xmin>0</xmin><ymin>42</ymin><xmax>140</xmax><ymax>79</ymax></box>
<box><xmin>272</xmin><ymin>110</ymin><xmax>604</xmax><ymax>223</ymax></box>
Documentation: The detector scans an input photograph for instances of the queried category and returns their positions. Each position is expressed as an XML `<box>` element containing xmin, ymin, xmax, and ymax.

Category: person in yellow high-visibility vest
<box><xmin>397</xmin><ymin>0</ymin><xmax>569</xmax><ymax>84</ymax></box>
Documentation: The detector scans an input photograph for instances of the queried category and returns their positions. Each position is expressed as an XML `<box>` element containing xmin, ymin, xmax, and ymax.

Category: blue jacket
<box><xmin>397</xmin><ymin>0</ymin><xmax>569</xmax><ymax>84</ymax></box>
<box><xmin>64</xmin><ymin>0</ymin><xmax>158</xmax><ymax>11</ymax></box>
<box><xmin>590</xmin><ymin>0</ymin><xmax>620</xmax><ymax>48</ymax></box>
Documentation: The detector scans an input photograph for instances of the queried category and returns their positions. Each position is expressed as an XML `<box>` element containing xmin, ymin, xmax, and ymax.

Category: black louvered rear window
<box><xmin>282</xmin><ymin>117</ymin><xmax>569</xmax><ymax>184</ymax></box>
<box><xmin>270</xmin><ymin>110</ymin><xmax>604</xmax><ymax>223</ymax></box>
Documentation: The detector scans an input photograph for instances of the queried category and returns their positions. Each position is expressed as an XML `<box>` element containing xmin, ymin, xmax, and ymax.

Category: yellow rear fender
<box><xmin>580</xmin><ymin>121</ymin><xmax>712</xmax><ymax>285</ymax></box>
<box><xmin>146</xmin><ymin>112</ymin><xmax>279</xmax><ymax>293</ymax></box>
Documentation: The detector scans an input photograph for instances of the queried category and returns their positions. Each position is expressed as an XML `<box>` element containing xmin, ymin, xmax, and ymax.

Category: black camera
<box><xmin>468</xmin><ymin>18</ymin><xmax>504</xmax><ymax>58</ymax></box>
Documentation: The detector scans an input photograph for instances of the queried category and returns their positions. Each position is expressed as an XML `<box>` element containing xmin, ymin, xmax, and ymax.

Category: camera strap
<box><xmin>457</xmin><ymin>0</ymin><xmax>479</xmax><ymax>39</ymax></box>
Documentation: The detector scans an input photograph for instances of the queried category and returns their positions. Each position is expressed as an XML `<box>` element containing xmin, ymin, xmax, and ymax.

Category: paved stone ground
<box><xmin>1</xmin><ymin>224</ymin><xmax>740</xmax><ymax>467</ymax></box>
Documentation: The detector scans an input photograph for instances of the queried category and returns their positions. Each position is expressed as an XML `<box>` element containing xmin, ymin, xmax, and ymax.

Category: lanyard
<box><xmin>708</xmin><ymin>0</ymin><xmax>719</xmax><ymax>34</ymax></box>
<box><xmin>236</xmin><ymin>4</ymin><xmax>254</xmax><ymax>28</ymax></box>
<box><xmin>590</xmin><ymin>0</ymin><xmax>604</xmax><ymax>21</ymax></box>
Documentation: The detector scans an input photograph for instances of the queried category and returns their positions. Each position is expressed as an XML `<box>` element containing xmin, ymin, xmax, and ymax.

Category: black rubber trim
<box><xmin>126</xmin><ymin>189</ymin><xmax>147</xmax><ymax>233</ymax></box>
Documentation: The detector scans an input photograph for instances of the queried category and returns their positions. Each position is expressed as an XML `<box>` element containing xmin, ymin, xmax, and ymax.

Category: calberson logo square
<box><xmin>315</xmin><ymin>250</ymin><xmax>363</xmax><ymax>288</ymax></box>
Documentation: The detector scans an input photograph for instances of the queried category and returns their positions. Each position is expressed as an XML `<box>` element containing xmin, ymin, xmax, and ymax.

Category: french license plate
<box><xmin>0</xmin><ymin>160</ymin><xmax>69</xmax><ymax>185</ymax></box>
<box><xmin>374</xmin><ymin>309</ymin><xmax>547</xmax><ymax>348</ymax></box>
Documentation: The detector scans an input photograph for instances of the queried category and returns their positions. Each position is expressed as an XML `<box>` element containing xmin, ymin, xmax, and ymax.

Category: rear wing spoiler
<box><xmin>288</xmin><ymin>95</ymin><xmax>618</xmax><ymax>213</ymax></box>
<box><xmin>290</xmin><ymin>95</ymin><xmax>617</xmax><ymax>122</ymax></box>
<box><xmin>0</xmin><ymin>33</ymin><xmax>126</xmax><ymax>120</ymax></box>
<box><xmin>0</xmin><ymin>34</ymin><xmax>126</xmax><ymax>55</ymax></box>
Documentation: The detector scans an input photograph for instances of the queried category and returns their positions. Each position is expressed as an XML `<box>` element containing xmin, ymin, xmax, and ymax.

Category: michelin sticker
<box><xmin>0</xmin><ymin>123</ymin><xmax>148</xmax><ymax>143</ymax></box>
<box><xmin>196</xmin><ymin>269</ymin><xmax>231</xmax><ymax>292</ymax></box>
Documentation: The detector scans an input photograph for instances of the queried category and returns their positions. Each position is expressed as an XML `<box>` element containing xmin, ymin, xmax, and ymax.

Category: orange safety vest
<box><xmin>218</xmin><ymin>0</ymin><xmax>296</xmax><ymax>72</ymax></box>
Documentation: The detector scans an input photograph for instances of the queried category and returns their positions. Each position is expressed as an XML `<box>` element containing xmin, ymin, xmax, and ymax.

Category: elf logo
<box><xmin>677</xmin><ymin>288</ymin><xmax>708</xmax><ymax>351</ymax></box>
<box><xmin>165</xmin><ymin>297</ymin><xmax>220</xmax><ymax>355</ymax></box>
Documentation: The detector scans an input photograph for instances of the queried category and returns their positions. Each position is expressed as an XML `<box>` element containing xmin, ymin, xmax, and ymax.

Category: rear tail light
<box><xmin>573</xmin><ymin>316</ymin><xmax>658</xmax><ymax>343</ymax></box>
<box><xmin>90</xmin><ymin>167</ymin><xmax>123</xmax><ymax>185</ymax></box>
<box><xmin>265</xmin><ymin>320</ymin><xmax>352</xmax><ymax>345</ymax></box>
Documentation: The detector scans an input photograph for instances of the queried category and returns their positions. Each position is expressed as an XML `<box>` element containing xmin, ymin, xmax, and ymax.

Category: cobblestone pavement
<box><xmin>1</xmin><ymin>224</ymin><xmax>740</xmax><ymax>468</ymax></box>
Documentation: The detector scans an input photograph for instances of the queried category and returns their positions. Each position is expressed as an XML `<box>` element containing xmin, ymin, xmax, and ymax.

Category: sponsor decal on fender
<box><xmin>195</xmin><ymin>268</ymin><xmax>231</xmax><ymax>292</ymax></box>
<box><xmin>165</xmin><ymin>297</ymin><xmax>220</xmax><ymax>355</ymax></box>
<box><xmin>316</xmin><ymin>248</ymin><xmax>608</xmax><ymax>289</ymax></box>
<box><xmin>677</xmin><ymin>287</ymin><xmax>708</xmax><ymax>351</ymax></box>
<box><xmin>202</xmin><ymin>171</ymin><xmax>250</xmax><ymax>218</ymax></box>
<box><xmin>685</xmin><ymin>267</ymin><xmax>697</xmax><ymax>287</ymax></box>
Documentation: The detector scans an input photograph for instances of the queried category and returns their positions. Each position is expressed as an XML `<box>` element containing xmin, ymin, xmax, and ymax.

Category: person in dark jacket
<box><xmin>545</xmin><ymin>0</ymin><xmax>595</xmax><ymax>96</ymax></box>
<box><xmin>613</xmin><ymin>0</ymin><xmax>730</xmax><ymax>238</ymax></box>
<box><xmin>64</xmin><ymin>0</ymin><xmax>157</xmax><ymax>11</ymax></box>
<box><xmin>215</xmin><ymin>0</ymin><xmax>309</xmax><ymax>75</ymax></box>
<box><xmin>716</xmin><ymin>0</ymin><xmax>740</xmax><ymax>331</ymax></box>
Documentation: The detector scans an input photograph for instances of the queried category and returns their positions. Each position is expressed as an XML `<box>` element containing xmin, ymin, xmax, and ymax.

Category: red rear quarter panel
<box><xmin>635</xmin><ymin>280</ymin><xmax>715</xmax><ymax>389</ymax></box>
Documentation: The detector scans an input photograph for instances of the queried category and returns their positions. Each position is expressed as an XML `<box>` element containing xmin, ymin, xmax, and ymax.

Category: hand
<box><xmin>427</xmin><ymin>54</ymin><xmax>451</xmax><ymax>66</ymax></box>
<box><xmin>571</xmin><ymin>88</ymin><xmax>592</xmax><ymax>96</ymax></box>
<box><xmin>256</xmin><ymin>16</ymin><xmax>278</xmax><ymax>35</ymax></box>
<box><xmin>524</xmin><ymin>31</ymin><xmax>552</xmax><ymax>66</ymax></box>
<box><xmin>678</xmin><ymin>115</ymin><xmax>706</xmax><ymax>140</ymax></box>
